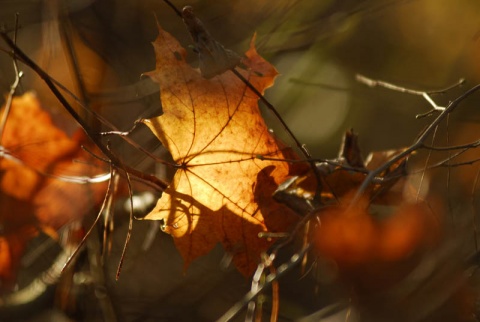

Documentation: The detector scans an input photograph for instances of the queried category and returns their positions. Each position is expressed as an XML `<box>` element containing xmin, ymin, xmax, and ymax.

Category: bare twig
<box><xmin>217</xmin><ymin>244</ymin><xmax>311</xmax><ymax>322</ymax></box>
<box><xmin>63</xmin><ymin>166</ymin><xmax>116</xmax><ymax>271</ymax></box>
<box><xmin>43</xmin><ymin>58</ymin><xmax>173</xmax><ymax>166</ymax></box>
<box><xmin>0</xmin><ymin>13</ymin><xmax>22</xmax><ymax>145</ymax></box>
<box><xmin>161</xmin><ymin>0</ymin><xmax>182</xmax><ymax>17</ymax></box>
<box><xmin>416</xmin><ymin>125</ymin><xmax>439</xmax><ymax>202</ymax></box>
<box><xmin>102</xmin><ymin>172</ymin><xmax>120</xmax><ymax>261</ymax></box>
<box><xmin>231</xmin><ymin>69</ymin><xmax>312</xmax><ymax>160</ymax></box>
<box><xmin>446</xmin><ymin>114</ymin><xmax>454</xmax><ymax>224</ymax></box>
<box><xmin>352</xmin><ymin>82</ymin><xmax>480</xmax><ymax>204</ymax></box>
<box><xmin>0</xmin><ymin>31</ymin><xmax>169</xmax><ymax>191</ymax></box>
<box><xmin>422</xmin><ymin>139</ymin><xmax>480</xmax><ymax>151</ymax></box>
<box><xmin>115</xmin><ymin>168</ymin><xmax>134</xmax><ymax>280</ymax></box>
<box><xmin>269</xmin><ymin>265</ymin><xmax>279</xmax><ymax>322</ymax></box>
<box><xmin>356</xmin><ymin>74</ymin><xmax>465</xmax><ymax>113</ymax></box>
<box><xmin>0</xmin><ymin>146</ymin><xmax>111</xmax><ymax>184</ymax></box>
<box><xmin>232</xmin><ymin>71</ymin><xmax>324</xmax><ymax>196</ymax></box>
<box><xmin>246</xmin><ymin>263</ymin><xmax>266</xmax><ymax>321</ymax></box>
<box><xmin>471</xmin><ymin>167</ymin><xmax>480</xmax><ymax>251</ymax></box>
<box><xmin>435</xmin><ymin>156</ymin><xmax>480</xmax><ymax>168</ymax></box>
<box><xmin>1</xmin><ymin>44</ymin><xmax>174</xmax><ymax>168</ymax></box>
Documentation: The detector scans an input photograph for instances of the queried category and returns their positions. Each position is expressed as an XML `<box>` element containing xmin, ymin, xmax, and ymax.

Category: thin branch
<box><xmin>370</xmin><ymin>144</ymin><xmax>480</xmax><ymax>185</ymax></box>
<box><xmin>257</xmin><ymin>154</ymin><xmax>370</xmax><ymax>174</ymax></box>
<box><xmin>217</xmin><ymin>244</ymin><xmax>311</xmax><ymax>322</ymax></box>
<box><xmin>435</xmin><ymin>156</ymin><xmax>480</xmax><ymax>168</ymax></box>
<box><xmin>0</xmin><ymin>45</ymin><xmax>174</xmax><ymax>167</ymax></box>
<box><xmin>103</xmin><ymin>172</ymin><xmax>120</xmax><ymax>262</ymax></box>
<box><xmin>269</xmin><ymin>265</ymin><xmax>279</xmax><ymax>322</ymax></box>
<box><xmin>161</xmin><ymin>0</ymin><xmax>182</xmax><ymax>17</ymax></box>
<box><xmin>421</xmin><ymin>139</ymin><xmax>480</xmax><ymax>151</ymax></box>
<box><xmin>0</xmin><ymin>31</ymin><xmax>169</xmax><ymax>191</ymax></box>
<box><xmin>116</xmin><ymin>168</ymin><xmax>134</xmax><ymax>280</ymax></box>
<box><xmin>235</xmin><ymin>63</ymin><xmax>325</xmax><ymax>193</ymax></box>
<box><xmin>351</xmin><ymin>83</ymin><xmax>480</xmax><ymax>203</ymax></box>
<box><xmin>416</xmin><ymin>125</ymin><xmax>438</xmax><ymax>202</ymax></box>
<box><xmin>63</xmin><ymin>165</ymin><xmax>115</xmax><ymax>271</ymax></box>
<box><xmin>243</xmin><ymin>210</ymin><xmax>322</xmax><ymax>321</ymax></box>
<box><xmin>472</xmin><ymin>167</ymin><xmax>480</xmax><ymax>251</ymax></box>
<box><xmin>356</xmin><ymin>74</ymin><xmax>465</xmax><ymax>113</ymax></box>
<box><xmin>446</xmin><ymin>114</ymin><xmax>454</xmax><ymax>225</ymax></box>
<box><xmin>246</xmin><ymin>263</ymin><xmax>266</xmax><ymax>321</ymax></box>
<box><xmin>232</xmin><ymin>69</ymin><xmax>313</xmax><ymax>161</ymax></box>
<box><xmin>0</xmin><ymin>13</ymin><xmax>22</xmax><ymax>145</ymax></box>
<box><xmin>0</xmin><ymin>146</ymin><xmax>111</xmax><ymax>184</ymax></box>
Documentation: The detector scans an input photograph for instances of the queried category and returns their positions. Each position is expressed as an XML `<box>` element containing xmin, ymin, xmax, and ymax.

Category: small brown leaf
<box><xmin>339</xmin><ymin>129</ymin><xmax>364</xmax><ymax>168</ymax></box>
<box><xmin>277</xmin><ymin>131</ymin><xmax>410</xmax><ymax>207</ymax></box>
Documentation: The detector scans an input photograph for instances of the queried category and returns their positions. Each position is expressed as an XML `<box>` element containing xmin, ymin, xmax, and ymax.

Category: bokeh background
<box><xmin>1</xmin><ymin>0</ymin><xmax>480</xmax><ymax>321</ymax></box>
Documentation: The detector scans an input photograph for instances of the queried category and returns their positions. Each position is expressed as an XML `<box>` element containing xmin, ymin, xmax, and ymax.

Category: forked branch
<box><xmin>353</xmin><ymin>76</ymin><xmax>480</xmax><ymax>203</ymax></box>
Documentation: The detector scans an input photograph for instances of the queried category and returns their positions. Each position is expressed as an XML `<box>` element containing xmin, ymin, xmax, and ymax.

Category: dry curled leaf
<box><xmin>182</xmin><ymin>6</ymin><xmax>241</xmax><ymax>78</ymax></box>
<box><xmin>275</xmin><ymin>130</ymin><xmax>410</xmax><ymax>211</ymax></box>
<box><xmin>142</xmin><ymin>22</ymin><xmax>300</xmax><ymax>275</ymax></box>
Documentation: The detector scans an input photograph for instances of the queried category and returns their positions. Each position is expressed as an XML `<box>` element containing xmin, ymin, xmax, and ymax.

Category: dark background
<box><xmin>1</xmin><ymin>0</ymin><xmax>480</xmax><ymax>321</ymax></box>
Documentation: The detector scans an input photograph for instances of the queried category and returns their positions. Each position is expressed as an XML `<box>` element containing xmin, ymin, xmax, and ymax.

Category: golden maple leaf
<box><xmin>142</xmin><ymin>23</ymin><xmax>300</xmax><ymax>275</ymax></box>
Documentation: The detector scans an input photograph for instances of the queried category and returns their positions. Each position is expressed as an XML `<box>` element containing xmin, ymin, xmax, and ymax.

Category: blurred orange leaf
<box><xmin>315</xmin><ymin>197</ymin><xmax>440</xmax><ymax>290</ymax></box>
<box><xmin>142</xmin><ymin>23</ymin><xmax>299</xmax><ymax>275</ymax></box>
<box><xmin>0</xmin><ymin>226</ymin><xmax>38</xmax><ymax>289</ymax></box>
<box><xmin>0</xmin><ymin>92</ymin><xmax>107</xmax><ymax>229</ymax></box>
<box><xmin>0</xmin><ymin>93</ymin><xmax>107</xmax><ymax>287</ymax></box>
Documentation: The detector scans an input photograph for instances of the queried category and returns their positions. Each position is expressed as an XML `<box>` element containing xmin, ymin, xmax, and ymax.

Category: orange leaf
<box><xmin>0</xmin><ymin>92</ymin><xmax>107</xmax><ymax>230</ymax></box>
<box><xmin>378</xmin><ymin>203</ymin><xmax>439</xmax><ymax>261</ymax></box>
<box><xmin>142</xmin><ymin>23</ymin><xmax>299</xmax><ymax>275</ymax></box>
<box><xmin>315</xmin><ymin>198</ymin><xmax>378</xmax><ymax>266</ymax></box>
<box><xmin>0</xmin><ymin>226</ymin><xmax>38</xmax><ymax>289</ymax></box>
<box><xmin>0</xmin><ymin>92</ymin><xmax>108</xmax><ymax>288</ymax></box>
<box><xmin>315</xmin><ymin>198</ymin><xmax>441</xmax><ymax>290</ymax></box>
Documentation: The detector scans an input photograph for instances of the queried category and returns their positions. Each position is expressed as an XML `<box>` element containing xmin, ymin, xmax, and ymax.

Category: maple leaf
<box><xmin>0</xmin><ymin>92</ymin><xmax>107</xmax><ymax>229</ymax></box>
<box><xmin>0</xmin><ymin>93</ymin><xmax>108</xmax><ymax>287</ymax></box>
<box><xmin>141</xmin><ymin>23</ymin><xmax>300</xmax><ymax>275</ymax></box>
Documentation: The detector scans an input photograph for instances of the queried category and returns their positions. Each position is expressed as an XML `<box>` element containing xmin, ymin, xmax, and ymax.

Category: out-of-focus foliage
<box><xmin>0</xmin><ymin>0</ymin><xmax>480</xmax><ymax>321</ymax></box>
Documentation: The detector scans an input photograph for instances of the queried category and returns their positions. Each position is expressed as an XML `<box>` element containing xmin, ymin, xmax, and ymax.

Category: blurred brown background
<box><xmin>1</xmin><ymin>0</ymin><xmax>480</xmax><ymax>321</ymax></box>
